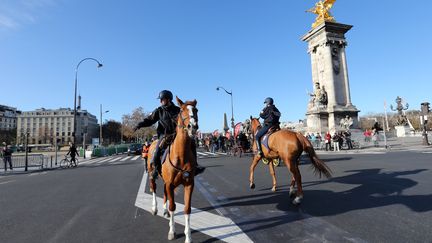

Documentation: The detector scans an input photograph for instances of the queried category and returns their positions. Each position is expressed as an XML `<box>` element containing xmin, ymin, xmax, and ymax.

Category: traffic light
<box><xmin>421</xmin><ymin>102</ymin><xmax>430</xmax><ymax>115</ymax></box>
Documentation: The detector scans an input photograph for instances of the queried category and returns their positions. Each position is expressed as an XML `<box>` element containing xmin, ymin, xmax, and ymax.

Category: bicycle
<box><xmin>60</xmin><ymin>155</ymin><xmax>79</xmax><ymax>168</ymax></box>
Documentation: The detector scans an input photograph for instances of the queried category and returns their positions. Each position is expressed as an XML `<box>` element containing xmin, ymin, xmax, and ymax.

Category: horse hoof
<box><xmin>250</xmin><ymin>183</ymin><xmax>255</xmax><ymax>189</ymax></box>
<box><xmin>271</xmin><ymin>186</ymin><xmax>277</xmax><ymax>192</ymax></box>
<box><xmin>289</xmin><ymin>189</ymin><xmax>297</xmax><ymax>198</ymax></box>
<box><xmin>163</xmin><ymin>210</ymin><xmax>170</xmax><ymax>218</ymax></box>
<box><xmin>292</xmin><ymin>196</ymin><xmax>303</xmax><ymax>205</ymax></box>
<box><xmin>152</xmin><ymin>208</ymin><xmax>158</xmax><ymax>216</ymax></box>
<box><xmin>168</xmin><ymin>232</ymin><xmax>176</xmax><ymax>240</ymax></box>
<box><xmin>185</xmin><ymin>238</ymin><xmax>192</xmax><ymax>243</ymax></box>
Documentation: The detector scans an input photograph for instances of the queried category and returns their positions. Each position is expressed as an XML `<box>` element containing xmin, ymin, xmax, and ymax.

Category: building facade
<box><xmin>0</xmin><ymin>105</ymin><xmax>21</xmax><ymax>130</ymax></box>
<box><xmin>17</xmin><ymin>108</ymin><xmax>98</xmax><ymax>145</ymax></box>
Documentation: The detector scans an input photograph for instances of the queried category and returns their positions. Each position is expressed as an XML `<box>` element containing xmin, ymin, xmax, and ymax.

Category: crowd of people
<box><xmin>305</xmin><ymin>131</ymin><xmax>355</xmax><ymax>151</ymax></box>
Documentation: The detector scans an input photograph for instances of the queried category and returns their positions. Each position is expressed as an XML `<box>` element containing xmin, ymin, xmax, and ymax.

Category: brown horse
<box><xmin>248</xmin><ymin>117</ymin><xmax>331</xmax><ymax>205</ymax></box>
<box><xmin>147</xmin><ymin>97</ymin><xmax>198</xmax><ymax>243</ymax></box>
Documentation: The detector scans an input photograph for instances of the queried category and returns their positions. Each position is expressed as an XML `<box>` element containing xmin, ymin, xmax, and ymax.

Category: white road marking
<box><xmin>0</xmin><ymin>180</ymin><xmax>15</xmax><ymax>185</ymax></box>
<box><xmin>215</xmin><ymin>152</ymin><xmax>226</xmax><ymax>155</ymax></box>
<box><xmin>120</xmin><ymin>156</ymin><xmax>130</xmax><ymax>161</ymax></box>
<box><xmin>109</xmin><ymin>157</ymin><xmax>123</xmax><ymax>162</ymax></box>
<box><xmin>135</xmin><ymin>171</ymin><xmax>253</xmax><ymax>243</ymax></box>
<box><xmin>422</xmin><ymin>151</ymin><xmax>432</xmax><ymax>154</ymax></box>
<box><xmin>79</xmin><ymin>157</ymin><xmax>106</xmax><ymax>165</ymax></box>
<box><xmin>131</xmin><ymin>155</ymin><xmax>140</xmax><ymax>161</ymax></box>
<box><xmin>197</xmin><ymin>152</ymin><xmax>207</xmax><ymax>156</ymax></box>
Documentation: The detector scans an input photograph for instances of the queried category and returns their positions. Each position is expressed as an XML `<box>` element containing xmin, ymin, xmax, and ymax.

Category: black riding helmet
<box><xmin>157</xmin><ymin>90</ymin><xmax>173</xmax><ymax>101</ymax></box>
<box><xmin>264</xmin><ymin>97</ymin><xmax>274</xmax><ymax>105</ymax></box>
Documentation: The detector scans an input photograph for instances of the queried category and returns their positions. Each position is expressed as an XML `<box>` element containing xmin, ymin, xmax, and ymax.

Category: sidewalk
<box><xmin>316</xmin><ymin>136</ymin><xmax>432</xmax><ymax>155</ymax></box>
<box><xmin>0</xmin><ymin>156</ymin><xmax>94</xmax><ymax>176</ymax></box>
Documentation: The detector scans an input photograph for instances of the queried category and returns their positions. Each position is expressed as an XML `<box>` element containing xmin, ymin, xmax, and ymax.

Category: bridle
<box><xmin>168</xmin><ymin>104</ymin><xmax>198</xmax><ymax>178</ymax></box>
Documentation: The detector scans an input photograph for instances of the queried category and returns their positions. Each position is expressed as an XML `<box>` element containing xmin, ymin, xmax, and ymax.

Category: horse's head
<box><xmin>249</xmin><ymin>116</ymin><xmax>262</xmax><ymax>136</ymax></box>
<box><xmin>176</xmin><ymin>96</ymin><xmax>199</xmax><ymax>137</ymax></box>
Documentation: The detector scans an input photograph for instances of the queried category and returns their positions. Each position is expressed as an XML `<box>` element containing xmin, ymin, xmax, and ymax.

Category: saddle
<box><xmin>260</xmin><ymin>124</ymin><xmax>281</xmax><ymax>150</ymax></box>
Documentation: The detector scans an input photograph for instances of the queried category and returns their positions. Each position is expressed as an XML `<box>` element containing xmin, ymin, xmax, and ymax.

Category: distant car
<box><xmin>127</xmin><ymin>144</ymin><xmax>142</xmax><ymax>156</ymax></box>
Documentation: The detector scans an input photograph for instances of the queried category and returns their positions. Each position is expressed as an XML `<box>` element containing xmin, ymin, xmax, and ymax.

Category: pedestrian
<box><xmin>141</xmin><ymin>141</ymin><xmax>150</xmax><ymax>172</ymax></box>
<box><xmin>332</xmin><ymin>133</ymin><xmax>340</xmax><ymax>151</ymax></box>
<box><xmin>2</xmin><ymin>142</ymin><xmax>13</xmax><ymax>171</ymax></box>
<box><xmin>338</xmin><ymin>131</ymin><xmax>344</xmax><ymax>150</ymax></box>
<box><xmin>316</xmin><ymin>133</ymin><xmax>322</xmax><ymax>149</ymax></box>
<box><xmin>372</xmin><ymin>128</ymin><xmax>379</xmax><ymax>147</ymax></box>
<box><xmin>325</xmin><ymin>131</ymin><xmax>332</xmax><ymax>151</ymax></box>
<box><xmin>66</xmin><ymin>143</ymin><xmax>79</xmax><ymax>167</ymax></box>
<box><xmin>344</xmin><ymin>130</ymin><xmax>353</xmax><ymax>149</ymax></box>
<box><xmin>310</xmin><ymin>133</ymin><xmax>316</xmax><ymax>148</ymax></box>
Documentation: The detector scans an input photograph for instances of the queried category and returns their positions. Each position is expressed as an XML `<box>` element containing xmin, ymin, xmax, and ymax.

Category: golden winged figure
<box><xmin>306</xmin><ymin>0</ymin><xmax>336</xmax><ymax>28</ymax></box>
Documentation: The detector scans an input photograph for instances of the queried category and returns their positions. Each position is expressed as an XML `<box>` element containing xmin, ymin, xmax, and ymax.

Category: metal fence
<box><xmin>4</xmin><ymin>154</ymin><xmax>46</xmax><ymax>169</ymax></box>
<box><xmin>91</xmin><ymin>144</ymin><xmax>135</xmax><ymax>157</ymax></box>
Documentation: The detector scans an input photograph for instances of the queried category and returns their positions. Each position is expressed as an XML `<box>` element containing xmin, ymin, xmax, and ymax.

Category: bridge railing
<box><xmin>4</xmin><ymin>154</ymin><xmax>47</xmax><ymax>169</ymax></box>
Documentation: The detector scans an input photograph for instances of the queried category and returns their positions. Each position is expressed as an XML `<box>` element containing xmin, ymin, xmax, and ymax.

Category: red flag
<box><xmin>234</xmin><ymin>122</ymin><xmax>242</xmax><ymax>138</ymax></box>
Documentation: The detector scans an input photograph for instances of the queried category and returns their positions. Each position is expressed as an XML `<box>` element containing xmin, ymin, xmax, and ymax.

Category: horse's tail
<box><xmin>296</xmin><ymin>133</ymin><xmax>332</xmax><ymax>178</ymax></box>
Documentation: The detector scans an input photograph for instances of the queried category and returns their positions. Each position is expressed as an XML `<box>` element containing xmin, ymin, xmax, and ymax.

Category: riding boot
<box><xmin>151</xmin><ymin>147</ymin><xmax>162</xmax><ymax>180</ymax></box>
<box><xmin>256</xmin><ymin>140</ymin><xmax>264</xmax><ymax>157</ymax></box>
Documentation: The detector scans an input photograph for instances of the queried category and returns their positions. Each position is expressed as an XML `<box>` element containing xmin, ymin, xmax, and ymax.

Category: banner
<box><xmin>234</xmin><ymin>122</ymin><xmax>243</xmax><ymax>138</ymax></box>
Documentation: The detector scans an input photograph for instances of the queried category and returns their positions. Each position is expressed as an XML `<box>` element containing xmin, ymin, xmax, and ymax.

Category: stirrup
<box><xmin>195</xmin><ymin>166</ymin><xmax>205</xmax><ymax>176</ymax></box>
<box><xmin>151</xmin><ymin>168</ymin><xmax>159</xmax><ymax>179</ymax></box>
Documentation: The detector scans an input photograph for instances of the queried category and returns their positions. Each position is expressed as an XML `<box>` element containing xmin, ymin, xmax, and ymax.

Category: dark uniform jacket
<box><xmin>137</xmin><ymin>104</ymin><xmax>181</xmax><ymax>137</ymax></box>
<box><xmin>260</xmin><ymin>105</ymin><xmax>281</xmax><ymax>126</ymax></box>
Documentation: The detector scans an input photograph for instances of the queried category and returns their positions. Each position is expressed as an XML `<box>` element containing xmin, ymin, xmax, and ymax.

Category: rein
<box><xmin>167</xmin><ymin>108</ymin><xmax>195</xmax><ymax>177</ymax></box>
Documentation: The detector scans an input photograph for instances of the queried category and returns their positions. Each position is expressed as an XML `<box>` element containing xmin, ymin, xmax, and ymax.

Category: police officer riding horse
<box><xmin>135</xmin><ymin>90</ymin><xmax>205</xmax><ymax>180</ymax></box>
<box><xmin>255</xmin><ymin>97</ymin><xmax>281</xmax><ymax>156</ymax></box>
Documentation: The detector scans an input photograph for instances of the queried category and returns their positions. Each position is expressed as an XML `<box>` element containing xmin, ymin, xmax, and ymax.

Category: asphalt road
<box><xmin>0</xmin><ymin>150</ymin><xmax>431</xmax><ymax>243</ymax></box>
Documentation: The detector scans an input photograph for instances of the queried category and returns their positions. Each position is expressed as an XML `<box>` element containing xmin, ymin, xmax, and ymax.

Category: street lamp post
<box><xmin>216</xmin><ymin>86</ymin><xmax>235</xmax><ymax>131</ymax></box>
<box><xmin>100</xmin><ymin>104</ymin><xmax>109</xmax><ymax>146</ymax></box>
<box><xmin>25</xmin><ymin>129</ymin><xmax>29</xmax><ymax>171</ymax></box>
<box><xmin>73</xmin><ymin>58</ymin><xmax>103</xmax><ymax>145</ymax></box>
<box><xmin>421</xmin><ymin>102</ymin><xmax>430</xmax><ymax>146</ymax></box>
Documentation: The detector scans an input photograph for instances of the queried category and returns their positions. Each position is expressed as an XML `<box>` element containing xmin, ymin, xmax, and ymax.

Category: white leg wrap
<box><xmin>184</xmin><ymin>214</ymin><xmax>192</xmax><ymax>243</ymax></box>
<box><xmin>152</xmin><ymin>192</ymin><xmax>158</xmax><ymax>214</ymax></box>
<box><xmin>163</xmin><ymin>202</ymin><xmax>169</xmax><ymax>217</ymax></box>
<box><xmin>168</xmin><ymin>210</ymin><xmax>176</xmax><ymax>240</ymax></box>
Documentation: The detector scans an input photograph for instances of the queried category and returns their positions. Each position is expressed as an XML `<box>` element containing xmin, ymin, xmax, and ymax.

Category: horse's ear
<box><xmin>250</xmin><ymin>115</ymin><xmax>253</xmax><ymax>120</ymax></box>
<box><xmin>176</xmin><ymin>96</ymin><xmax>184</xmax><ymax>106</ymax></box>
<box><xmin>192</xmin><ymin>99</ymin><xmax>197</xmax><ymax>106</ymax></box>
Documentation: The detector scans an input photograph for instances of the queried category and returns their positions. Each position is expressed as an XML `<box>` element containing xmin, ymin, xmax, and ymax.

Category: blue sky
<box><xmin>1</xmin><ymin>0</ymin><xmax>431</xmax><ymax>132</ymax></box>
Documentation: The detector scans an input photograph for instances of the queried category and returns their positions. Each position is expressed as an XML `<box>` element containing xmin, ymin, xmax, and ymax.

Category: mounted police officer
<box><xmin>136</xmin><ymin>90</ymin><xmax>204</xmax><ymax>179</ymax></box>
<box><xmin>256</xmin><ymin>97</ymin><xmax>281</xmax><ymax>156</ymax></box>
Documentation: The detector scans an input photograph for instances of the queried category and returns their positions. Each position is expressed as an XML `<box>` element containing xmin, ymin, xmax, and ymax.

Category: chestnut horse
<box><xmin>147</xmin><ymin>97</ymin><xmax>198</xmax><ymax>243</ymax></box>
<box><xmin>248</xmin><ymin>117</ymin><xmax>331</xmax><ymax>205</ymax></box>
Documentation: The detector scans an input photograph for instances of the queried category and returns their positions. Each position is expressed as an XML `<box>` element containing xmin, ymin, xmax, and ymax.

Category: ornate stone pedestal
<box><xmin>303</xmin><ymin>21</ymin><xmax>360</xmax><ymax>134</ymax></box>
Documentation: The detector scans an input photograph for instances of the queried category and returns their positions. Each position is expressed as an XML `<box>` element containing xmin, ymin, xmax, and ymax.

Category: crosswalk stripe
<box><xmin>110</xmin><ymin>157</ymin><xmax>123</xmax><ymax>162</ymax></box>
<box><xmin>132</xmin><ymin>155</ymin><xmax>140</xmax><ymax>161</ymax></box>
<box><xmin>197</xmin><ymin>152</ymin><xmax>207</xmax><ymax>156</ymax></box>
<box><xmin>97</xmin><ymin>157</ymin><xmax>113</xmax><ymax>163</ymax></box>
<box><xmin>80</xmin><ymin>157</ymin><xmax>108</xmax><ymax>165</ymax></box>
<box><xmin>215</xmin><ymin>152</ymin><xmax>226</xmax><ymax>155</ymax></box>
<box><xmin>120</xmin><ymin>157</ymin><xmax>129</xmax><ymax>161</ymax></box>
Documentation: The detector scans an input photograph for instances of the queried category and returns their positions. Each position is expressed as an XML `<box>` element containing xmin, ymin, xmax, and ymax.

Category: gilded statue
<box><xmin>306</xmin><ymin>0</ymin><xmax>336</xmax><ymax>28</ymax></box>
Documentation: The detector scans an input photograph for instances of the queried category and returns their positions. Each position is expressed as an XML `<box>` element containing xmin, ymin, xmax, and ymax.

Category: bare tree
<box><xmin>122</xmin><ymin>107</ymin><xmax>156</xmax><ymax>142</ymax></box>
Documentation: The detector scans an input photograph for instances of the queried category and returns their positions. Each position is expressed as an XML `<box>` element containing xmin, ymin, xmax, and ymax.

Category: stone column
<box><xmin>340</xmin><ymin>45</ymin><xmax>352</xmax><ymax>106</ymax></box>
<box><xmin>325</xmin><ymin>42</ymin><xmax>337</xmax><ymax>109</ymax></box>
